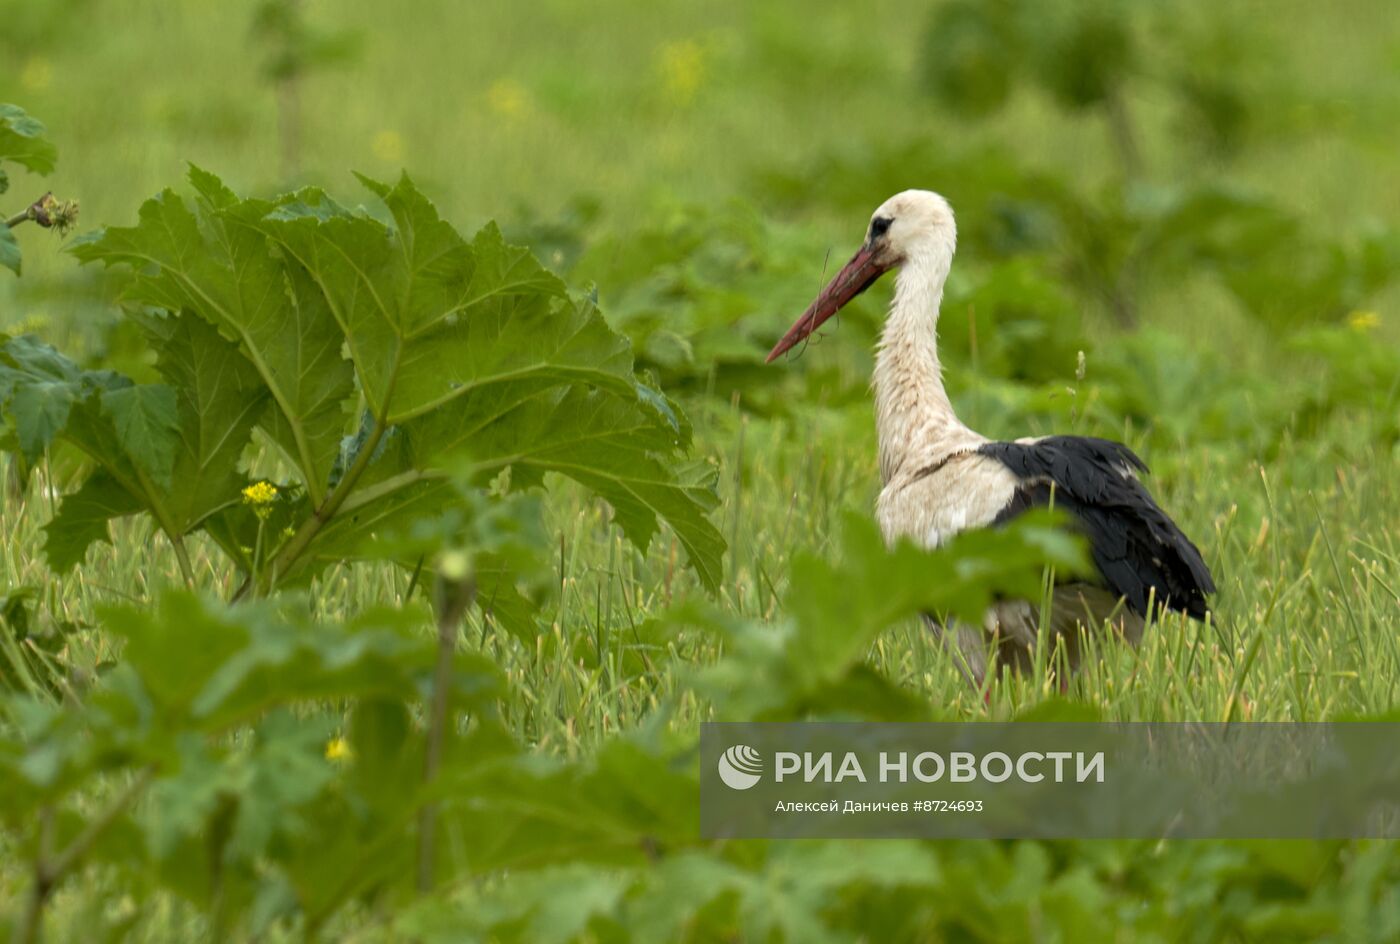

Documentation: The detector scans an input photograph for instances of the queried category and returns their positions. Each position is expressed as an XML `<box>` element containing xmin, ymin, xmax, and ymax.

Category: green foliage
<box><xmin>0</xmin><ymin>591</ymin><xmax>502</xmax><ymax>935</ymax></box>
<box><xmin>0</xmin><ymin>510</ymin><xmax>1091</xmax><ymax>940</ymax></box>
<box><xmin>761</xmin><ymin>134</ymin><xmax>1400</xmax><ymax>340</ymax></box>
<box><xmin>1</xmin><ymin>103</ymin><xmax>60</xmax><ymax>276</ymax></box>
<box><xmin>7</xmin><ymin>168</ymin><xmax>726</xmax><ymax>606</ymax></box>
<box><xmin>688</xmin><ymin>512</ymin><xmax>1087</xmax><ymax>720</ymax></box>
<box><xmin>1287</xmin><ymin>323</ymin><xmax>1400</xmax><ymax>447</ymax></box>
<box><xmin>917</xmin><ymin>0</ymin><xmax>1019</xmax><ymax>118</ymax></box>
<box><xmin>917</xmin><ymin>0</ymin><xmax>1252</xmax><ymax>160</ymax></box>
<box><xmin>0</xmin><ymin>585</ymin><xmax>86</xmax><ymax>698</ymax></box>
<box><xmin>522</xmin><ymin>197</ymin><xmax>885</xmax><ymax>408</ymax></box>
<box><xmin>0</xmin><ymin>103</ymin><xmax>57</xmax><ymax>188</ymax></box>
<box><xmin>250</xmin><ymin>0</ymin><xmax>361</xmax><ymax>83</ymax></box>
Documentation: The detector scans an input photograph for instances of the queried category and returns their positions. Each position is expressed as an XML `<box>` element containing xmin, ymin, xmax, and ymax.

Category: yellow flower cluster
<box><xmin>1347</xmin><ymin>310</ymin><xmax>1381</xmax><ymax>333</ymax></box>
<box><xmin>242</xmin><ymin>481</ymin><xmax>279</xmax><ymax>519</ymax></box>
<box><xmin>487</xmin><ymin>79</ymin><xmax>531</xmax><ymax>119</ymax></box>
<box><xmin>325</xmin><ymin>737</ymin><xmax>352</xmax><ymax>762</ymax></box>
<box><xmin>656</xmin><ymin>39</ymin><xmax>707</xmax><ymax>106</ymax></box>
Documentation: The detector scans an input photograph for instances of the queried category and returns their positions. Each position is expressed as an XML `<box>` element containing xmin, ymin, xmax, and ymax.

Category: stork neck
<box><xmin>873</xmin><ymin>250</ymin><xmax>968</xmax><ymax>483</ymax></box>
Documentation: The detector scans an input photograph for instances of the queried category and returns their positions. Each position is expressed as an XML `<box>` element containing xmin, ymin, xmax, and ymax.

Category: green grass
<box><xmin>5</xmin><ymin>392</ymin><xmax>1396</xmax><ymax>737</ymax></box>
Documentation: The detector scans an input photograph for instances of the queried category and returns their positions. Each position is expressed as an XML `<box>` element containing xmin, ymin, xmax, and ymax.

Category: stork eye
<box><xmin>870</xmin><ymin>216</ymin><xmax>893</xmax><ymax>240</ymax></box>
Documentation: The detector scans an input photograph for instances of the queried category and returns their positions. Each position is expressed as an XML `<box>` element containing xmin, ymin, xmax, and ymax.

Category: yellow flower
<box><xmin>242</xmin><ymin>481</ymin><xmax>278</xmax><ymax>504</ymax></box>
<box><xmin>1347</xmin><ymin>310</ymin><xmax>1380</xmax><ymax>332</ymax></box>
<box><xmin>242</xmin><ymin>481</ymin><xmax>279</xmax><ymax>519</ymax></box>
<box><xmin>486</xmin><ymin>79</ymin><xmax>530</xmax><ymax>119</ymax></box>
<box><xmin>656</xmin><ymin>39</ymin><xmax>707</xmax><ymax>106</ymax></box>
<box><xmin>325</xmin><ymin>737</ymin><xmax>352</xmax><ymax>762</ymax></box>
<box><xmin>21</xmin><ymin>58</ymin><xmax>52</xmax><ymax>92</ymax></box>
<box><xmin>372</xmin><ymin>130</ymin><xmax>404</xmax><ymax>163</ymax></box>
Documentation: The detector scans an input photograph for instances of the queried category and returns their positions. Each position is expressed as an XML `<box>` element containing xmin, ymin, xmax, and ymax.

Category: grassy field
<box><xmin>4</xmin><ymin>0</ymin><xmax>1400</xmax><ymax>940</ymax></box>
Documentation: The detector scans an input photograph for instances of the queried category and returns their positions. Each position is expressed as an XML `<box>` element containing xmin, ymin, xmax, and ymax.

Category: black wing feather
<box><xmin>980</xmin><ymin>436</ymin><xmax>1214</xmax><ymax>620</ymax></box>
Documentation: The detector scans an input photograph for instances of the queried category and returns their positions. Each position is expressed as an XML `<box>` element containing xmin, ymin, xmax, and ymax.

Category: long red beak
<box><xmin>766</xmin><ymin>243</ymin><xmax>890</xmax><ymax>363</ymax></box>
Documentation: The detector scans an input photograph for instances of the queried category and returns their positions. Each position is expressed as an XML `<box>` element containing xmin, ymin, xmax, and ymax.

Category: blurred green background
<box><xmin>5</xmin><ymin>0</ymin><xmax>1400</xmax><ymax>343</ymax></box>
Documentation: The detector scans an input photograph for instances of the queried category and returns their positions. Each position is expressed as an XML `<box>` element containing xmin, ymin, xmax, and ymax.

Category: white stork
<box><xmin>767</xmin><ymin>190</ymin><xmax>1214</xmax><ymax>683</ymax></box>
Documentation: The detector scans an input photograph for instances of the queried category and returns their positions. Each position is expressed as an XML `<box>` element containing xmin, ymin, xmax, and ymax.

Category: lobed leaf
<box><xmin>260</xmin><ymin>175</ymin><xmax>635</xmax><ymax>426</ymax></box>
<box><xmin>142</xmin><ymin>312</ymin><xmax>270</xmax><ymax>532</ymax></box>
<box><xmin>43</xmin><ymin>470</ymin><xmax>145</xmax><ymax>573</ymax></box>
<box><xmin>0</xmin><ymin>225</ymin><xmax>19</xmax><ymax>275</ymax></box>
<box><xmin>64</xmin><ymin>169</ymin><xmax>725</xmax><ymax>598</ymax></box>
<box><xmin>412</xmin><ymin>385</ymin><xmax>725</xmax><ymax>591</ymax></box>
<box><xmin>99</xmin><ymin>384</ymin><xmax>180</xmax><ymax>489</ymax></box>
<box><xmin>0</xmin><ymin>103</ymin><xmax>58</xmax><ymax>178</ymax></box>
<box><xmin>72</xmin><ymin>168</ymin><xmax>355</xmax><ymax>503</ymax></box>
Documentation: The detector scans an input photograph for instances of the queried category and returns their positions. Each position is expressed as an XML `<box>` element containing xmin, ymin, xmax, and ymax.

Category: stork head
<box><xmin>766</xmin><ymin>190</ymin><xmax>957</xmax><ymax>363</ymax></box>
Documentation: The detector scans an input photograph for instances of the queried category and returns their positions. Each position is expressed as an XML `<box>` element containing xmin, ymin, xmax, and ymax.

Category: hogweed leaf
<box><xmin>0</xmin><ymin>225</ymin><xmax>20</xmax><ymax>275</ymax></box>
<box><xmin>259</xmin><ymin>174</ymin><xmax>634</xmax><ymax>425</ymax></box>
<box><xmin>43</xmin><ymin>470</ymin><xmax>145</xmax><ymax>573</ymax></box>
<box><xmin>143</xmin><ymin>312</ymin><xmax>271</xmax><ymax>532</ymax></box>
<box><xmin>72</xmin><ymin>167</ymin><xmax>355</xmax><ymax>502</ymax></box>
<box><xmin>67</xmin><ymin>170</ymin><xmax>724</xmax><ymax>593</ymax></box>
<box><xmin>0</xmin><ymin>104</ymin><xmax>58</xmax><ymax>177</ymax></box>
<box><xmin>99</xmin><ymin>384</ymin><xmax>180</xmax><ymax>489</ymax></box>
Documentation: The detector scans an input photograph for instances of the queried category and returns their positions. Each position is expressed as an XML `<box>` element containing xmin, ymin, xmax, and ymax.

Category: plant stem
<box><xmin>239</xmin><ymin>417</ymin><xmax>389</xmax><ymax>601</ymax></box>
<box><xmin>1103</xmin><ymin>83</ymin><xmax>1144</xmax><ymax>328</ymax></box>
<box><xmin>131</xmin><ymin>468</ymin><xmax>197</xmax><ymax>589</ymax></box>
<box><xmin>417</xmin><ymin>569</ymin><xmax>475</xmax><ymax>892</ymax></box>
<box><xmin>13</xmin><ymin>767</ymin><xmax>155</xmax><ymax>944</ymax></box>
<box><xmin>13</xmin><ymin>808</ymin><xmax>55</xmax><ymax>944</ymax></box>
<box><xmin>5</xmin><ymin>192</ymin><xmax>65</xmax><ymax>230</ymax></box>
<box><xmin>1104</xmin><ymin>85</ymin><xmax>1143</xmax><ymax>181</ymax></box>
<box><xmin>170</xmin><ymin>535</ymin><xmax>197</xmax><ymax>589</ymax></box>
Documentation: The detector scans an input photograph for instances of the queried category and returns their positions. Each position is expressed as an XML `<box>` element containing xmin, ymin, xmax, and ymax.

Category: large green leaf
<box><xmin>99</xmin><ymin>384</ymin><xmax>179</xmax><ymax>489</ymax></box>
<box><xmin>455</xmin><ymin>386</ymin><xmax>724</xmax><ymax>591</ymax></box>
<box><xmin>2</xmin><ymin>321</ymin><xmax>269</xmax><ymax>553</ymax></box>
<box><xmin>259</xmin><ymin>173</ymin><xmax>635</xmax><ymax>425</ymax></box>
<box><xmin>265</xmin><ymin>262</ymin><xmax>356</xmax><ymax>498</ymax></box>
<box><xmin>0</xmin><ymin>339</ymin><xmax>169</xmax><ymax>532</ymax></box>
<box><xmin>307</xmin><ymin>383</ymin><xmax>725</xmax><ymax>594</ymax></box>
<box><xmin>260</xmin><ymin>175</ymin><xmax>724</xmax><ymax>590</ymax></box>
<box><xmin>0</xmin><ymin>224</ymin><xmax>19</xmax><ymax>275</ymax></box>
<box><xmin>141</xmin><ymin>313</ymin><xmax>270</xmax><ymax>532</ymax></box>
<box><xmin>43</xmin><ymin>470</ymin><xmax>145</xmax><ymax>573</ymax></box>
<box><xmin>6</xmin><ymin>377</ymin><xmax>75</xmax><ymax>461</ymax></box>
<box><xmin>0</xmin><ymin>334</ymin><xmax>84</xmax><ymax>461</ymax></box>
<box><xmin>69</xmin><ymin>170</ymin><xmax>724</xmax><ymax>593</ymax></box>
<box><xmin>439</xmin><ymin>737</ymin><xmax>699</xmax><ymax>877</ymax></box>
<box><xmin>0</xmin><ymin>104</ymin><xmax>58</xmax><ymax>179</ymax></box>
<box><xmin>70</xmin><ymin>167</ymin><xmax>355</xmax><ymax>502</ymax></box>
<box><xmin>0</xmin><ymin>104</ymin><xmax>59</xmax><ymax>277</ymax></box>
